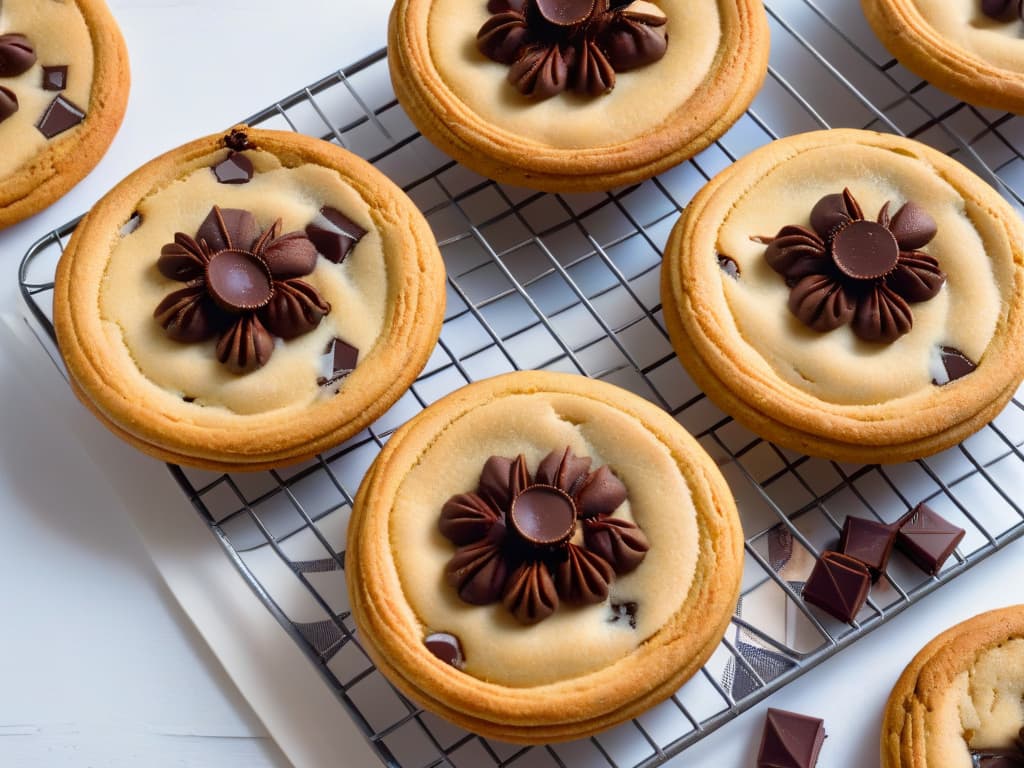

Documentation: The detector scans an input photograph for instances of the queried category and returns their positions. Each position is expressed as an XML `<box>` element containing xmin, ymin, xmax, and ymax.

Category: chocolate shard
<box><xmin>42</xmin><ymin>65</ymin><xmax>69</xmax><ymax>91</ymax></box>
<box><xmin>317</xmin><ymin>337</ymin><xmax>359</xmax><ymax>386</ymax></box>
<box><xmin>305</xmin><ymin>206</ymin><xmax>367</xmax><ymax>264</ymax></box>
<box><xmin>895</xmin><ymin>502</ymin><xmax>965</xmax><ymax>576</ymax></box>
<box><xmin>36</xmin><ymin>95</ymin><xmax>85</xmax><ymax>138</ymax></box>
<box><xmin>213</xmin><ymin>151</ymin><xmax>254</xmax><ymax>184</ymax></box>
<box><xmin>0</xmin><ymin>33</ymin><xmax>36</xmax><ymax>78</ymax></box>
<box><xmin>424</xmin><ymin>632</ymin><xmax>465</xmax><ymax>669</ymax></box>
<box><xmin>757</xmin><ymin>708</ymin><xmax>826</xmax><ymax>768</ymax></box>
<box><xmin>838</xmin><ymin>516</ymin><xmax>897</xmax><ymax>582</ymax></box>
<box><xmin>931</xmin><ymin>346</ymin><xmax>977</xmax><ymax>386</ymax></box>
<box><xmin>801</xmin><ymin>550</ymin><xmax>871</xmax><ymax>624</ymax></box>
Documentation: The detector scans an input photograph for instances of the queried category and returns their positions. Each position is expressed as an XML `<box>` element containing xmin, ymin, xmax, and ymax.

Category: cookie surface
<box><xmin>862</xmin><ymin>0</ymin><xmax>1024</xmax><ymax>113</ymax></box>
<box><xmin>660</xmin><ymin>128</ymin><xmax>1024</xmax><ymax>463</ymax></box>
<box><xmin>882</xmin><ymin>605</ymin><xmax>1024</xmax><ymax>767</ymax></box>
<box><xmin>0</xmin><ymin>0</ymin><xmax>128</xmax><ymax>229</ymax></box>
<box><xmin>54</xmin><ymin>127</ymin><xmax>446</xmax><ymax>470</ymax></box>
<box><xmin>388</xmin><ymin>0</ymin><xmax>769</xmax><ymax>191</ymax></box>
<box><xmin>347</xmin><ymin>371</ymin><xmax>744</xmax><ymax>743</ymax></box>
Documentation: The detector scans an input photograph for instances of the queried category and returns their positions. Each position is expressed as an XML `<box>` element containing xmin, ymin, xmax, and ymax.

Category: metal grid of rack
<box><xmin>18</xmin><ymin>0</ymin><xmax>1024</xmax><ymax>765</ymax></box>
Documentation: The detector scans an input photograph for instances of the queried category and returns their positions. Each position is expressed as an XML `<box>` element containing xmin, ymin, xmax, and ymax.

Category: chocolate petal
<box><xmin>887</xmin><ymin>252</ymin><xmax>946</xmax><ymax>302</ymax></box>
<box><xmin>764</xmin><ymin>225</ymin><xmax>829</xmax><ymax>282</ymax></box>
<box><xmin>535</xmin><ymin>447</ymin><xmax>592</xmax><ymax>495</ymax></box>
<box><xmin>572</xmin><ymin>38</ymin><xmax>616</xmax><ymax>95</ymax></box>
<box><xmin>618</xmin><ymin>2</ymin><xmax>670</xmax><ymax>26</ymax></box>
<box><xmin>555</xmin><ymin>543</ymin><xmax>613</xmax><ymax>604</ymax></box>
<box><xmin>502</xmin><ymin>560</ymin><xmax>558</xmax><ymax>624</ymax></box>
<box><xmin>477</xmin><ymin>11</ymin><xmax>530</xmax><ymax>64</ymax></box>
<box><xmin>261</xmin><ymin>231</ymin><xmax>319</xmax><ymax>279</ymax></box>
<box><xmin>509</xmin><ymin>454</ymin><xmax>531</xmax><ymax>498</ymax></box>
<box><xmin>889</xmin><ymin>202</ymin><xmax>938</xmax><ymax>250</ymax></box>
<box><xmin>196</xmin><ymin>207</ymin><xmax>260</xmax><ymax>253</ymax></box>
<box><xmin>488</xmin><ymin>0</ymin><xmax>527</xmax><ymax>11</ymax></box>
<box><xmin>809</xmin><ymin>189</ymin><xmax>861</xmax><ymax>238</ymax></box>
<box><xmin>583</xmin><ymin>516</ymin><xmax>649</xmax><ymax>574</ymax></box>
<box><xmin>157</xmin><ymin>234</ymin><xmax>208</xmax><ymax>281</ymax></box>
<box><xmin>477</xmin><ymin>456</ymin><xmax>516</xmax><ymax>512</ymax></box>
<box><xmin>0</xmin><ymin>34</ymin><xmax>36</xmax><ymax>78</ymax></box>
<box><xmin>535</xmin><ymin>0</ymin><xmax>596</xmax><ymax>25</ymax></box>
<box><xmin>260</xmin><ymin>279</ymin><xmax>330</xmax><ymax>339</ymax></box>
<box><xmin>509</xmin><ymin>44</ymin><xmax>570</xmax><ymax>100</ymax></box>
<box><xmin>788</xmin><ymin>274</ymin><xmax>856</xmax><ymax>333</ymax></box>
<box><xmin>574</xmin><ymin>464</ymin><xmax>627</xmax><ymax>518</ymax></box>
<box><xmin>154</xmin><ymin>284</ymin><xmax>222</xmax><ymax>343</ymax></box>
<box><xmin>216</xmin><ymin>315</ymin><xmax>275</xmax><ymax>374</ymax></box>
<box><xmin>601</xmin><ymin>13</ymin><xmax>668</xmax><ymax>71</ymax></box>
<box><xmin>446</xmin><ymin>533</ymin><xmax>509</xmax><ymax>605</ymax></box>
<box><xmin>852</xmin><ymin>284</ymin><xmax>913</xmax><ymax>343</ymax></box>
<box><xmin>0</xmin><ymin>85</ymin><xmax>17</xmax><ymax>124</ymax></box>
<box><xmin>981</xmin><ymin>0</ymin><xmax>1013</xmax><ymax>17</ymax></box>
<box><xmin>439</xmin><ymin>493</ymin><xmax>502</xmax><ymax>545</ymax></box>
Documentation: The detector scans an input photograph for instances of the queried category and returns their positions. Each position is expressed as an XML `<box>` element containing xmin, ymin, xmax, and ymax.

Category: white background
<box><xmin>1</xmin><ymin>1</ymin><xmax>1022</xmax><ymax>766</ymax></box>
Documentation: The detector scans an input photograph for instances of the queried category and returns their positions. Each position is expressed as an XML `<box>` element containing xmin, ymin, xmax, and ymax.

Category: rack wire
<box><xmin>18</xmin><ymin>0</ymin><xmax>1024</xmax><ymax>765</ymax></box>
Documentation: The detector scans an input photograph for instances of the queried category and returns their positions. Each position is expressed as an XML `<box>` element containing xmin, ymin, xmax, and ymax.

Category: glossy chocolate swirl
<box><xmin>153</xmin><ymin>205</ymin><xmax>334</xmax><ymax>374</ymax></box>
<box><xmin>477</xmin><ymin>0</ymin><xmax>668</xmax><ymax>100</ymax></box>
<box><xmin>439</xmin><ymin>447</ymin><xmax>648</xmax><ymax>625</ymax></box>
<box><xmin>759</xmin><ymin>188</ymin><xmax>945</xmax><ymax>343</ymax></box>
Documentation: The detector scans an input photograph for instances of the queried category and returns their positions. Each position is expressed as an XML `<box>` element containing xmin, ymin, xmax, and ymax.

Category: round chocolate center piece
<box><xmin>510</xmin><ymin>485</ymin><xmax>576</xmax><ymax>547</ymax></box>
<box><xmin>831</xmin><ymin>220</ymin><xmax>899</xmax><ymax>281</ymax></box>
<box><xmin>535</xmin><ymin>0</ymin><xmax>597</xmax><ymax>25</ymax></box>
<box><xmin>205</xmin><ymin>249</ymin><xmax>273</xmax><ymax>312</ymax></box>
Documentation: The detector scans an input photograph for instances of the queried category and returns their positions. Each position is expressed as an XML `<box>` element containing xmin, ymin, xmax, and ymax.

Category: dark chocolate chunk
<box><xmin>0</xmin><ymin>85</ymin><xmax>17</xmax><ymax>124</ymax></box>
<box><xmin>36</xmin><ymin>95</ymin><xmax>85</xmax><ymax>138</ymax></box>
<box><xmin>41</xmin><ymin>65</ymin><xmax>68</xmax><ymax>91</ymax></box>
<box><xmin>205</xmin><ymin>250</ymin><xmax>274</xmax><ymax>312</ymax></box>
<box><xmin>801</xmin><ymin>550</ymin><xmax>871</xmax><ymax>624</ymax></box>
<box><xmin>510</xmin><ymin>486</ymin><xmax>576</xmax><ymax>547</ymax></box>
<box><xmin>981</xmin><ymin>0</ymin><xmax>1024</xmax><ymax>21</ymax></box>
<box><xmin>213</xmin><ymin>152</ymin><xmax>254</xmax><ymax>184</ymax></box>
<box><xmin>932</xmin><ymin>346</ymin><xmax>977</xmax><ymax>386</ymax></box>
<box><xmin>609</xmin><ymin>601</ymin><xmax>639</xmax><ymax>629</ymax></box>
<box><xmin>317</xmin><ymin>338</ymin><xmax>359</xmax><ymax>386</ymax></box>
<box><xmin>305</xmin><ymin>206</ymin><xmax>367</xmax><ymax>264</ymax></box>
<box><xmin>0</xmin><ymin>33</ymin><xmax>36</xmax><ymax>78</ymax></box>
<box><xmin>757</xmin><ymin>708</ymin><xmax>826</xmax><ymax>768</ymax></box>
<box><xmin>831</xmin><ymin>220</ymin><xmax>899</xmax><ymax>280</ymax></box>
<box><xmin>424</xmin><ymin>632</ymin><xmax>465</xmax><ymax>669</ymax></box>
<box><xmin>895</xmin><ymin>503</ymin><xmax>965</xmax><ymax>575</ymax></box>
<box><xmin>718</xmin><ymin>253</ymin><xmax>740</xmax><ymax>279</ymax></box>
<box><xmin>838</xmin><ymin>516</ymin><xmax>897</xmax><ymax>582</ymax></box>
<box><xmin>224</xmin><ymin>127</ymin><xmax>251</xmax><ymax>151</ymax></box>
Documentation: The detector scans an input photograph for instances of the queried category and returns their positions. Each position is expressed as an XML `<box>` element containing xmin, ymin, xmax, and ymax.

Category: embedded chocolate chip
<box><xmin>718</xmin><ymin>253</ymin><xmax>740</xmax><ymax>279</ymax></box>
<box><xmin>213</xmin><ymin>152</ymin><xmax>254</xmax><ymax>184</ymax></box>
<box><xmin>305</xmin><ymin>206</ymin><xmax>367</xmax><ymax>264</ymax></box>
<box><xmin>608</xmin><ymin>601</ymin><xmax>638</xmax><ymax>629</ymax></box>
<box><xmin>510</xmin><ymin>486</ymin><xmax>576</xmax><ymax>547</ymax></box>
<box><xmin>205</xmin><ymin>250</ymin><xmax>274</xmax><ymax>312</ymax></box>
<box><xmin>36</xmin><ymin>95</ymin><xmax>85</xmax><ymax>138</ymax></box>
<box><xmin>831</xmin><ymin>220</ymin><xmax>899</xmax><ymax>280</ymax></box>
<box><xmin>41</xmin><ymin>65</ymin><xmax>68</xmax><ymax>91</ymax></box>
<box><xmin>424</xmin><ymin>632</ymin><xmax>465</xmax><ymax>669</ymax></box>
<box><xmin>932</xmin><ymin>346</ymin><xmax>977</xmax><ymax>386</ymax></box>
<box><xmin>317</xmin><ymin>338</ymin><xmax>359</xmax><ymax>386</ymax></box>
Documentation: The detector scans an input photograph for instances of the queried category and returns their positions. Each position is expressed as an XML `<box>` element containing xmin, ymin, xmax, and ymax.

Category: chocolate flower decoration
<box><xmin>477</xmin><ymin>0</ymin><xmax>668</xmax><ymax>100</ymax></box>
<box><xmin>982</xmin><ymin>0</ymin><xmax>1024</xmax><ymax>21</ymax></box>
<box><xmin>759</xmin><ymin>188</ymin><xmax>946</xmax><ymax>343</ymax></box>
<box><xmin>154</xmin><ymin>206</ymin><xmax>330</xmax><ymax>374</ymax></box>
<box><xmin>0</xmin><ymin>33</ymin><xmax>36</xmax><ymax>124</ymax></box>
<box><xmin>439</xmin><ymin>447</ymin><xmax>649</xmax><ymax>625</ymax></box>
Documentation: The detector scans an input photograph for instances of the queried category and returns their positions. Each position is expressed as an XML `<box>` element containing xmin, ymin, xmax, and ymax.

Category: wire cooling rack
<box><xmin>18</xmin><ymin>1</ymin><xmax>1024</xmax><ymax>765</ymax></box>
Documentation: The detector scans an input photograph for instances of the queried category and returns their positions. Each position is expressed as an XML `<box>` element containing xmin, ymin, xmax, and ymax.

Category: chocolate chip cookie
<box><xmin>0</xmin><ymin>0</ymin><xmax>128</xmax><ymax>228</ymax></box>
<box><xmin>54</xmin><ymin>127</ymin><xmax>446</xmax><ymax>470</ymax></box>
<box><xmin>389</xmin><ymin>0</ymin><xmax>769</xmax><ymax>191</ymax></box>
<box><xmin>346</xmin><ymin>371</ymin><xmax>744</xmax><ymax>742</ymax></box>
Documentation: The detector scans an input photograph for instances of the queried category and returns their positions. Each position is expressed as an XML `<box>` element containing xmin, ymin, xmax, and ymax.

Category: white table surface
<box><xmin>1</xmin><ymin>2</ymin><xmax>1023</xmax><ymax>767</ymax></box>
